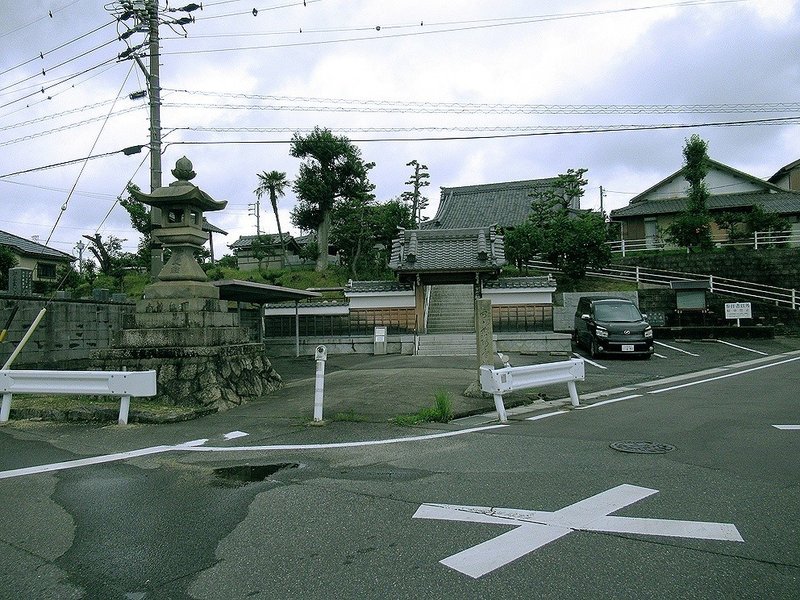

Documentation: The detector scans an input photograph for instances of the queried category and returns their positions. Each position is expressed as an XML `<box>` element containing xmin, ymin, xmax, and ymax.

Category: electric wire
<box><xmin>46</xmin><ymin>63</ymin><xmax>135</xmax><ymax>244</ymax></box>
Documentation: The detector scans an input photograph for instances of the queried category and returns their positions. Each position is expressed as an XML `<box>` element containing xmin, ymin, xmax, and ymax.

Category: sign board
<box><xmin>725</xmin><ymin>302</ymin><xmax>752</xmax><ymax>320</ymax></box>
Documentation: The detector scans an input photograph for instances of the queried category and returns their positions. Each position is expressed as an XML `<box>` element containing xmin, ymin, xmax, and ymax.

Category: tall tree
<box><xmin>254</xmin><ymin>170</ymin><xmax>290</xmax><ymax>268</ymax></box>
<box><xmin>401</xmin><ymin>159</ymin><xmax>430</xmax><ymax>226</ymax></box>
<box><xmin>119</xmin><ymin>183</ymin><xmax>152</xmax><ymax>270</ymax></box>
<box><xmin>667</xmin><ymin>134</ymin><xmax>713</xmax><ymax>251</ymax></box>
<box><xmin>290</xmin><ymin>126</ymin><xmax>375</xmax><ymax>271</ymax></box>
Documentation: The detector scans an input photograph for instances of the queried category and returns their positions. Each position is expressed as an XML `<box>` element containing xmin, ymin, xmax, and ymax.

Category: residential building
<box><xmin>0</xmin><ymin>229</ymin><xmax>75</xmax><ymax>284</ymax></box>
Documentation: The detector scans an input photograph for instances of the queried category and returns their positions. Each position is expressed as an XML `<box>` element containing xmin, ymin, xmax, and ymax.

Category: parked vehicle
<box><xmin>573</xmin><ymin>297</ymin><xmax>654</xmax><ymax>359</ymax></box>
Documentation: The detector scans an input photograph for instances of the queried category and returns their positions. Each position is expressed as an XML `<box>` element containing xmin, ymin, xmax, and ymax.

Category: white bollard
<box><xmin>313</xmin><ymin>345</ymin><xmax>327</xmax><ymax>422</ymax></box>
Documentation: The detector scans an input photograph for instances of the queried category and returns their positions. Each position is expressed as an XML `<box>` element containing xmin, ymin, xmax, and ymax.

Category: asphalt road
<box><xmin>0</xmin><ymin>339</ymin><xmax>798</xmax><ymax>599</ymax></box>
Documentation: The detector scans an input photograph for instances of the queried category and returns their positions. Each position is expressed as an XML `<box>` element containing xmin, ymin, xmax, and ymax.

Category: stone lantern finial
<box><xmin>171</xmin><ymin>156</ymin><xmax>196</xmax><ymax>182</ymax></box>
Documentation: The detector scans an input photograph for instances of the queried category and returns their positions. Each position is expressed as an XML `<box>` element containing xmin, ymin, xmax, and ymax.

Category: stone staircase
<box><xmin>416</xmin><ymin>285</ymin><xmax>477</xmax><ymax>356</ymax></box>
<box><xmin>416</xmin><ymin>333</ymin><xmax>477</xmax><ymax>356</ymax></box>
<box><xmin>426</xmin><ymin>284</ymin><xmax>475</xmax><ymax>333</ymax></box>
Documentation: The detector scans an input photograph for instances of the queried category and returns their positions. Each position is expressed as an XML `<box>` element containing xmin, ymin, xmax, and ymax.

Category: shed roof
<box><xmin>212</xmin><ymin>279</ymin><xmax>321</xmax><ymax>304</ymax></box>
<box><xmin>424</xmin><ymin>178</ymin><xmax>558</xmax><ymax>230</ymax></box>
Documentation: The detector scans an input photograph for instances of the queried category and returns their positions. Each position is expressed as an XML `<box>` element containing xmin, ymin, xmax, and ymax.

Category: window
<box><xmin>36</xmin><ymin>262</ymin><xmax>57</xmax><ymax>279</ymax></box>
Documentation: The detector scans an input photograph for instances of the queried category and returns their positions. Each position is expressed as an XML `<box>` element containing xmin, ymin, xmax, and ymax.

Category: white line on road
<box><xmin>716</xmin><ymin>339</ymin><xmax>769</xmax><ymax>356</ymax></box>
<box><xmin>573</xmin><ymin>353</ymin><xmax>607</xmax><ymax>370</ymax></box>
<box><xmin>0</xmin><ymin>425</ymin><xmax>509</xmax><ymax>480</ymax></box>
<box><xmin>773</xmin><ymin>425</ymin><xmax>800</xmax><ymax>430</ymax></box>
<box><xmin>648</xmin><ymin>355</ymin><xmax>800</xmax><ymax>395</ymax></box>
<box><xmin>574</xmin><ymin>394</ymin><xmax>642</xmax><ymax>410</ymax></box>
<box><xmin>654</xmin><ymin>341</ymin><xmax>700</xmax><ymax>356</ymax></box>
<box><xmin>653</xmin><ymin>353</ymin><xmax>667</xmax><ymax>359</ymax></box>
<box><xmin>223</xmin><ymin>431</ymin><xmax>249</xmax><ymax>440</ymax></box>
<box><xmin>415</xmin><ymin>483</ymin><xmax>743</xmax><ymax>579</ymax></box>
<box><xmin>526</xmin><ymin>411</ymin><xmax>569</xmax><ymax>421</ymax></box>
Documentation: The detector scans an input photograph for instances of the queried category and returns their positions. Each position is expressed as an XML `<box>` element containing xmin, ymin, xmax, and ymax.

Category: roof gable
<box><xmin>424</xmin><ymin>178</ymin><xmax>558</xmax><ymax>230</ymax></box>
<box><xmin>0</xmin><ymin>229</ymin><xmax>75</xmax><ymax>261</ymax></box>
<box><xmin>630</xmin><ymin>158</ymin><xmax>782</xmax><ymax>204</ymax></box>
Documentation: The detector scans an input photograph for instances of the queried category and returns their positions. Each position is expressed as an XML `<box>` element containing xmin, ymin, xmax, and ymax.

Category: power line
<box><xmin>159</xmin><ymin>0</ymin><xmax>749</xmax><ymax>56</ymax></box>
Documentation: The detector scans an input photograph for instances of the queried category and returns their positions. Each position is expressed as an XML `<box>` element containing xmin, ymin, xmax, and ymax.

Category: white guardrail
<box><xmin>479</xmin><ymin>358</ymin><xmax>585</xmax><ymax>422</ymax></box>
<box><xmin>608</xmin><ymin>230</ymin><xmax>800</xmax><ymax>256</ymax></box>
<box><xmin>0</xmin><ymin>370</ymin><xmax>157</xmax><ymax>425</ymax></box>
<box><xmin>524</xmin><ymin>260</ymin><xmax>799</xmax><ymax>311</ymax></box>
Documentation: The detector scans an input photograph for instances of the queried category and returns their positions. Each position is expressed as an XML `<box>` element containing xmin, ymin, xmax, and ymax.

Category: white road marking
<box><xmin>773</xmin><ymin>425</ymin><xmax>800</xmax><ymax>430</ymax></box>
<box><xmin>414</xmin><ymin>483</ymin><xmax>742</xmax><ymax>579</ymax></box>
<box><xmin>648</xmin><ymin>355</ymin><xmax>800</xmax><ymax>395</ymax></box>
<box><xmin>574</xmin><ymin>353</ymin><xmax>607</xmax><ymax>370</ymax></box>
<box><xmin>224</xmin><ymin>431</ymin><xmax>249</xmax><ymax>440</ymax></box>
<box><xmin>653</xmin><ymin>353</ymin><xmax>667</xmax><ymax>359</ymax></box>
<box><xmin>654</xmin><ymin>341</ymin><xmax>700</xmax><ymax>356</ymax></box>
<box><xmin>574</xmin><ymin>394</ymin><xmax>642</xmax><ymax>410</ymax></box>
<box><xmin>716</xmin><ymin>339</ymin><xmax>768</xmax><ymax>356</ymax></box>
<box><xmin>525</xmin><ymin>411</ymin><xmax>568</xmax><ymax>421</ymax></box>
<box><xmin>0</xmin><ymin>425</ymin><xmax>507</xmax><ymax>480</ymax></box>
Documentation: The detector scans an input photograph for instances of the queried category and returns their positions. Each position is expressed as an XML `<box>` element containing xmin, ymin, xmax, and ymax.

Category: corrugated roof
<box><xmin>610</xmin><ymin>191</ymin><xmax>800</xmax><ymax>218</ymax></box>
<box><xmin>389</xmin><ymin>226</ymin><xmax>505</xmax><ymax>274</ymax></box>
<box><xmin>424</xmin><ymin>178</ymin><xmax>558</xmax><ymax>229</ymax></box>
<box><xmin>0</xmin><ymin>229</ymin><xmax>75</xmax><ymax>261</ymax></box>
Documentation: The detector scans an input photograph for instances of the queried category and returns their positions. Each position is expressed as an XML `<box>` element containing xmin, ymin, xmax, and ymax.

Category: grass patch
<box><xmin>394</xmin><ymin>390</ymin><xmax>454</xmax><ymax>426</ymax></box>
<box><xmin>331</xmin><ymin>410</ymin><xmax>370</xmax><ymax>422</ymax></box>
<box><xmin>9</xmin><ymin>394</ymin><xmax>204</xmax><ymax>420</ymax></box>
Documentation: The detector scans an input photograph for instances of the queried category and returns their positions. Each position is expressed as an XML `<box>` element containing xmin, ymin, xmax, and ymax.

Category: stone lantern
<box><xmin>131</xmin><ymin>156</ymin><xmax>226</xmax><ymax>300</ymax></box>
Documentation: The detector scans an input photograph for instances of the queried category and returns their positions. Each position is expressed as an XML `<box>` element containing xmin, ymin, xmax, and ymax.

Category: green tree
<box><xmin>0</xmin><ymin>245</ymin><xmax>18</xmax><ymax>290</ymax></box>
<box><xmin>290</xmin><ymin>126</ymin><xmax>375</xmax><ymax>271</ymax></box>
<box><xmin>119</xmin><ymin>183</ymin><xmax>152</xmax><ymax>270</ymax></box>
<box><xmin>254</xmin><ymin>170</ymin><xmax>290</xmax><ymax>267</ymax></box>
<box><xmin>508</xmin><ymin>168</ymin><xmax>610</xmax><ymax>280</ymax></box>
<box><xmin>401</xmin><ymin>159</ymin><xmax>430</xmax><ymax>226</ymax></box>
<box><xmin>667</xmin><ymin>135</ymin><xmax>713</xmax><ymax>251</ymax></box>
<box><xmin>81</xmin><ymin>234</ymin><xmax>129</xmax><ymax>277</ymax></box>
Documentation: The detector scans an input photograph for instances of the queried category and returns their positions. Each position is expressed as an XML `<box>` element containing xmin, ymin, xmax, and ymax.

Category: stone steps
<box><xmin>426</xmin><ymin>284</ymin><xmax>475</xmax><ymax>334</ymax></box>
<box><xmin>416</xmin><ymin>333</ymin><xmax>477</xmax><ymax>356</ymax></box>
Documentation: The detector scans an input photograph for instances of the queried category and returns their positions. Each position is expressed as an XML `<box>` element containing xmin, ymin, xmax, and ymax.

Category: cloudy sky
<box><xmin>1</xmin><ymin>0</ymin><xmax>798</xmax><ymax>259</ymax></box>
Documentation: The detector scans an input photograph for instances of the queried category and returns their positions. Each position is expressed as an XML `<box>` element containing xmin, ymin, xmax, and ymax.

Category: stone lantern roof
<box><xmin>131</xmin><ymin>156</ymin><xmax>227</xmax><ymax>213</ymax></box>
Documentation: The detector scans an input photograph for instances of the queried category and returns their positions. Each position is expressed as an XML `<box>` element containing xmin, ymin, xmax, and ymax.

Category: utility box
<box><xmin>373</xmin><ymin>326</ymin><xmax>387</xmax><ymax>355</ymax></box>
<box><xmin>8</xmin><ymin>268</ymin><xmax>32</xmax><ymax>295</ymax></box>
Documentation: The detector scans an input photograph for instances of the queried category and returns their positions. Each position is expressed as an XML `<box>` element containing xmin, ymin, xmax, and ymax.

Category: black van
<box><xmin>573</xmin><ymin>297</ymin><xmax>654</xmax><ymax>359</ymax></box>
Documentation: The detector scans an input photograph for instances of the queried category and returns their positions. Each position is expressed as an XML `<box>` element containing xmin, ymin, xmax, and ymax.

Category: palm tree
<box><xmin>254</xmin><ymin>170</ymin><xmax>290</xmax><ymax>268</ymax></box>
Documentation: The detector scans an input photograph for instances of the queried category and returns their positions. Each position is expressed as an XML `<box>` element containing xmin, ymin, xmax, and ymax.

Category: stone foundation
<box><xmin>93</xmin><ymin>343</ymin><xmax>282</xmax><ymax>410</ymax></box>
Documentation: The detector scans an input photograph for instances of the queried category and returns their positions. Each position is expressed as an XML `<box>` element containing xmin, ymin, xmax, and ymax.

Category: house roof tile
<box><xmin>424</xmin><ymin>178</ymin><xmax>558</xmax><ymax>229</ymax></box>
<box><xmin>610</xmin><ymin>191</ymin><xmax>800</xmax><ymax>218</ymax></box>
<box><xmin>389</xmin><ymin>226</ymin><xmax>505</xmax><ymax>274</ymax></box>
<box><xmin>0</xmin><ymin>229</ymin><xmax>75</xmax><ymax>261</ymax></box>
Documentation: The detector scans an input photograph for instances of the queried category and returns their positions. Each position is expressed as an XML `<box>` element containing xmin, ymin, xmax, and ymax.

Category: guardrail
<box><xmin>479</xmin><ymin>358</ymin><xmax>585</xmax><ymax>422</ymax></box>
<box><xmin>608</xmin><ymin>230</ymin><xmax>800</xmax><ymax>256</ymax></box>
<box><xmin>523</xmin><ymin>259</ymin><xmax>799</xmax><ymax>311</ymax></box>
<box><xmin>0</xmin><ymin>370</ymin><xmax>157</xmax><ymax>425</ymax></box>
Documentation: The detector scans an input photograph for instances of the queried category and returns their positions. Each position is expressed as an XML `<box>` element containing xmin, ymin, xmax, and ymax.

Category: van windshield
<box><xmin>593</xmin><ymin>302</ymin><xmax>642</xmax><ymax>322</ymax></box>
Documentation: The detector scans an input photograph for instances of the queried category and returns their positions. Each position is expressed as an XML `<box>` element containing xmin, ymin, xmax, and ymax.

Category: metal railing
<box><xmin>609</xmin><ymin>229</ymin><xmax>800</xmax><ymax>256</ymax></box>
<box><xmin>523</xmin><ymin>260</ymin><xmax>799</xmax><ymax>311</ymax></box>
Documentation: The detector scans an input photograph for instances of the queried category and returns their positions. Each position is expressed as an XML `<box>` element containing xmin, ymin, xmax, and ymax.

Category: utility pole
<box><xmin>599</xmin><ymin>185</ymin><xmax>605</xmax><ymax>216</ymax></box>
<box><xmin>146</xmin><ymin>0</ymin><xmax>163</xmax><ymax>277</ymax></box>
<box><xmin>249</xmin><ymin>200</ymin><xmax>261</xmax><ymax>236</ymax></box>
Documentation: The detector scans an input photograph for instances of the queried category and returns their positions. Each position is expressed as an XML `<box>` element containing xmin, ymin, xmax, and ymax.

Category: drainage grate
<box><xmin>609</xmin><ymin>441</ymin><xmax>676</xmax><ymax>454</ymax></box>
<box><xmin>213</xmin><ymin>463</ymin><xmax>300</xmax><ymax>484</ymax></box>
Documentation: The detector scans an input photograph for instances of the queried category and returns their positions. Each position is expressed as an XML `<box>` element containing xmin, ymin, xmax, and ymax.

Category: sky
<box><xmin>1</xmin><ymin>0</ymin><xmax>799</xmax><ymax>260</ymax></box>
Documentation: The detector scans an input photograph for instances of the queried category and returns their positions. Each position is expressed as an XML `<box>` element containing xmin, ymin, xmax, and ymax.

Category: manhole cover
<box><xmin>213</xmin><ymin>462</ymin><xmax>300</xmax><ymax>484</ymax></box>
<box><xmin>609</xmin><ymin>441</ymin><xmax>676</xmax><ymax>454</ymax></box>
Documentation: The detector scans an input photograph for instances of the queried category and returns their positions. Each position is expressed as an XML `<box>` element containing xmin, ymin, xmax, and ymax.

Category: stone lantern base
<box><xmin>92</xmin><ymin>296</ymin><xmax>282</xmax><ymax>411</ymax></box>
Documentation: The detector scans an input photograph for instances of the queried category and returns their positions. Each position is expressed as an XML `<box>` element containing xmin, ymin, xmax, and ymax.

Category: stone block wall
<box><xmin>0</xmin><ymin>295</ymin><xmax>134</xmax><ymax>368</ymax></box>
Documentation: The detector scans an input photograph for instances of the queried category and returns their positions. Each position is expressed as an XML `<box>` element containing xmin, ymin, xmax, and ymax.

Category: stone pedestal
<box><xmin>93</xmin><ymin>297</ymin><xmax>282</xmax><ymax>411</ymax></box>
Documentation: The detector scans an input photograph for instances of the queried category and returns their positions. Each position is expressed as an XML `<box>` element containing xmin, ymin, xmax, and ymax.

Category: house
<box><xmin>610</xmin><ymin>158</ymin><xmax>800</xmax><ymax>246</ymax></box>
<box><xmin>423</xmin><ymin>178</ymin><xmax>572</xmax><ymax>230</ymax></box>
<box><xmin>229</xmin><ymin>233</ymin><xmax>304</xmax><ymax>271</ymax></box>
<box><xmin>0</xmin><ymin>229</ymin><xmax>75</xmax><ymax>284</ymax></box>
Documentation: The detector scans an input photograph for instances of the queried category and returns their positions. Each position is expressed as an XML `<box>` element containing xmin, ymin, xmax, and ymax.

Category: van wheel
<box><xmin>590</xmin><ymin>338</ymin><xmax>600</xmax><ymax>358</ymax></box>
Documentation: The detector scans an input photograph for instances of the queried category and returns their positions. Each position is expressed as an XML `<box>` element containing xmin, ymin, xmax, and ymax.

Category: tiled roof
<box><xmin>0</xmin><ymin>229</ymin><xmax>75</xmax><ymax>261</ymax></box>
<box><xmin>484</xmin><ymin>276</ymin><xmax>556</xmax><ymax>289</ymax></box>
<box><xmin>229</xmin><ymin>233</ymin><xmax>299</xmax><ymax>251</ymax></box>
<box><xmin>610</xmin><ymin>191</ymin><xmax>800</xmax><ymax>218</ymax></box>
<box><xmin>345</xmin><ymin>280</ymin><xmax>413</xmax><ymax>293</ymax></box>
<box><xmin>389</xmin><ymin>226</ymin><xmax>505</xmax><ymax>274</ymax></box>
<box><xmin>424</xmin><ymin>178</ymin><xmax>558</xmax><ymax>229</ymax></box>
